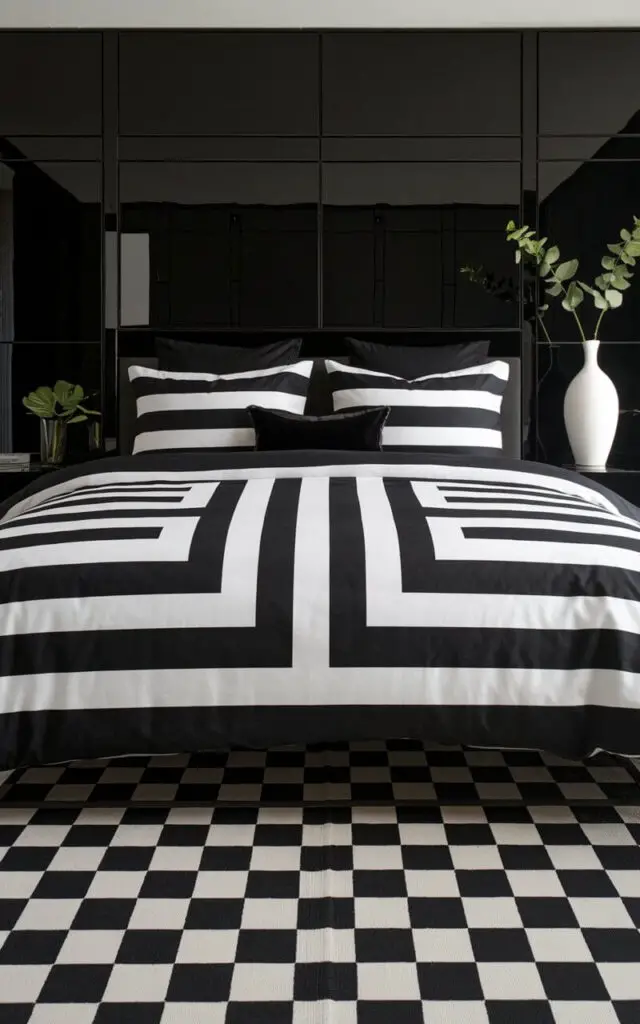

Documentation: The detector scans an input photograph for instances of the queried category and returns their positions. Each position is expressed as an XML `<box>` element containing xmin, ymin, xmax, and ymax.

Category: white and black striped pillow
<box><xmin>325</xmin><ymin>359</ymin><xmax>510</xmax><ymax>455</ymax></box>
<box><xmin>128</xmin><ymin>361</ymin><xmax>314</xmax><ymax>454</ymax></box>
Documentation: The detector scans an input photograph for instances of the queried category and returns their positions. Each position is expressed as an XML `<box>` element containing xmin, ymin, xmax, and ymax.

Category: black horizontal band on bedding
<box><xmin>1</xmin><ymin>704</ymin><xmax>638</xmax><ymax>772</ymax></box>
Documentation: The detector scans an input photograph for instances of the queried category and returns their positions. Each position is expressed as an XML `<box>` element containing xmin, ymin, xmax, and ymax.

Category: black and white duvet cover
<box><xmin>0</xmin><ymin>450</ymin><xmax>639</xmax><ymax>770</ymax></box>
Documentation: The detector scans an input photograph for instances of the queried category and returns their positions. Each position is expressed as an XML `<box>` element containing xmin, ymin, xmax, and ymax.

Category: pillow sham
<box><xmin>325</xmin><ymin>359</ymin><xmax>510</xmax><ymax>456</ymax></box>
<box><xmin>248</xmin><ymin>405</ymin><xmax>389</xmax><ymax>452</ymax></box>
<box><xmin>155</xmin><ymin>336</ymin><xmax>303</xmax><ymax>374</ymax></box>
<box><xmin>345</xmin><ymin>337</ymin><xmax>491</xmax><ymax>377</ymax></box>
<box><xmin>128</xmin><ymin>360</ymin><xmax>314</xmax><ymax>454</ymax></box>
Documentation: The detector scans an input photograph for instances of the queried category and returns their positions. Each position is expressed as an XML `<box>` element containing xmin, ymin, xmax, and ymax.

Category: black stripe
<box><xmin>131</xmin><ymin>374</ymin><xmax>310</xmax><ymax>398</ymax></box>
<box><xmin>135</xmin><ymin>408</ymin><xmax>253</xmax><ymax>433</ymax></box>
<box><xmin>0</xmin><ymin>704</ymin><xmax>638</xmax><ymax>771</ymax></box>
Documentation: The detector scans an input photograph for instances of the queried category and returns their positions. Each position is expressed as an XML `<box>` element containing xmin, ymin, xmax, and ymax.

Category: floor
<box><xmin>0</xmin><ymin>743</ymin><xmax>639</xmax><ymax>1023</ymax></box>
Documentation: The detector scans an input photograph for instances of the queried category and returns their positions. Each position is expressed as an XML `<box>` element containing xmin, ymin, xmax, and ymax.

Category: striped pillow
<box><xmin>129</xmin><ymin>361</ymin><xmax>314</xmax><ymax>454</ymax></box>
<box><xmin>325</xmin><ymin>359</ymin><xmax>510</xmax><ymax>455</ymax></box>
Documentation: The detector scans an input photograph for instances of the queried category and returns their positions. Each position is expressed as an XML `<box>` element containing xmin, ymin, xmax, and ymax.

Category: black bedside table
<box><xmin>569</xmin><ymin>468</ymin><xmax>640</xmax><ymax>507</ymax></box>
<box><xmin>0</xmin><ymin>452</ymin><xmax>111</xmax><ymax>504</ymax></box>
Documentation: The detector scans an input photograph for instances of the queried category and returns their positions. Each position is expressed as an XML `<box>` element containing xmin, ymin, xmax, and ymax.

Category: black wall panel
<box><xmin>0</xmin><ymin>29</ymin><xmax>639</xmax><ymax>466</ymax></box>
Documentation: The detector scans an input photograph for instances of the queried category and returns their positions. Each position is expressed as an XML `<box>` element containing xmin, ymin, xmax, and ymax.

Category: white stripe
<box><xmin>383</xmin><ymin>426</ymin><xmax>503</xmax><ymax>448</ymax></box>
<box><xmin>137</xmin><ymin>390</ymin><xmax>306</xmax><ymax>415</ymax></box>
<box><xmin>132</xmin><ymin>428</ymin><xmax>255</xmax><ymax>453</ymax></box>
<box><xmin>2</xmin><ymin>665</ymin><xmax>639</xmax><ymax>714</ymax></box>
<box><xmin>291</xmin><ymin>477</ymin><xmax>330</xmax><ymax>669</ymax></box>
<box><xmin>129</xmin><ymin>359</ymin><xmax>313</xmax><ymax>383</ymax></box>
<box><xmin>325</xmin><ymin>358</ymin><xmax>509</xmax><ymax>383</ymax></box>
<box><xmin>333</xmin><ymin>388</ymin><xmax>502</xmax><ymax>410</ymax></box>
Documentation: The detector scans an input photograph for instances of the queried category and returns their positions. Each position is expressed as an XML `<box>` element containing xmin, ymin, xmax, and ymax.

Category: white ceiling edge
<box><xmin>2</xmin><ymin>0</ymin><xmax>640</xmax><ymax>29</ymax></box>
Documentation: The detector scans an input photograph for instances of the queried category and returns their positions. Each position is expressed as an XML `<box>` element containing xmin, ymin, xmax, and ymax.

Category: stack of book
<box><xmin>0</xmin><ymin>454</ymin><xmax>32</xmax><ymax>472</ymax></box>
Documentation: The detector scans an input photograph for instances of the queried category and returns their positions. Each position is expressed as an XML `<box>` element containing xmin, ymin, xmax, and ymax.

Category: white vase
<box><xmin>563</xmin><ymin>339</ymin><xmax>619</xmax><ymax>470</ymax></box>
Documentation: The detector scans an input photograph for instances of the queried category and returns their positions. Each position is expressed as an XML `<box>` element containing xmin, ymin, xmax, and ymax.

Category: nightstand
<box><xmin>0</xmin><ymin>452</ymin><xmax>110</xmax><ymax>504</ymax></box>
<box><xmin>569</xmin><ymin>468</ymin><xmax>640</xmax><ymax>507</ymax></box>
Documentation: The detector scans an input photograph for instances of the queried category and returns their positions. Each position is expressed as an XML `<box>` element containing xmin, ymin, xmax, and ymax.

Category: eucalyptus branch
<box><xmin>505</xmin><ymin>219</ymin><xmax>640</xmax><ymax>344</ymax></box>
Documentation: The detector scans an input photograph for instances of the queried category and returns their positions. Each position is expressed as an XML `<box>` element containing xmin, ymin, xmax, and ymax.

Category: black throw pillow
<box><xmin>345</xmin><ymin>337</ymin><xmax>491</xmax><ymax>377</ymax></box>
<box><xmin>156</xmin><ymin>336</ymin><xmax>303</xmax><ymax>374</ymax></box>
<box><xmin>248</xmin><ymin>405</ymin><xmax>390</xmax><ymax>452</ymax></box>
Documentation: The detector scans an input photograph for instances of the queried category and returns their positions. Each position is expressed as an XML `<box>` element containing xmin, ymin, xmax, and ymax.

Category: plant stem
<box><xmin>547</xmin><ymin>268</ymin><xmax>587</xmax><ymax>343</ymax></box>
<box><xmin>536</xmin><ymin>315</ymin><xmax>553</xmax><ymax>347</ymax></box>
<box><xmin>593</xmin><ymin>308</ymin><xmax>607</xmax><ymax>340</ymax></box>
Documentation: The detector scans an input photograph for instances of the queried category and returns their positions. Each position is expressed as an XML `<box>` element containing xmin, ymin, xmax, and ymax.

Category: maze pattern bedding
<box><xmin>0</xmin><ymin>450</ymin><xmax>639</xmax><ymax>769</ymax></box>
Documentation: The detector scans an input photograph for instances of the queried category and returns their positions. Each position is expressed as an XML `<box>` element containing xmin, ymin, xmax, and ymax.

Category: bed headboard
<box><xmin>118</xmin><ymin>354</ymin><xmax>522</xmax><ymax>459</ymax></box>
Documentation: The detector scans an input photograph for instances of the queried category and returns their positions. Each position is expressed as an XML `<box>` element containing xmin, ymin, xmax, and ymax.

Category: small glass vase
<box><xmin>87</xmin><ymin>418</ymin><xmax>102</xmax><ymax>453</ymax></box>
<box><xmin>40</xmin><ymin>418</ymin><xmax>67</xmax><ymax>465</ymax></box>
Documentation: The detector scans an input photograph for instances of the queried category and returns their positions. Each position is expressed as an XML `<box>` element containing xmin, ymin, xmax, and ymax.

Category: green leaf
<box><xmin>626</xmin><ymin>242</ymin><xmax>640</xmax><ymax>257</ymax></box>
<box><xmin>605</xmin><ymin>289</ymin><xmax>623</xmax><ymax>308</ymax></box>
<box><xmin>621</xmin><ymin>252</ymin><xmax>637</xmax><ymax>266</ymax></box>
<box><xmin>22</xmin><ymin>387</ymin><xmax>56</xmax><ymax>418</ymax></box>
<box><xmin>579</xmin><ymin>281</ymin><xmax>597</xmax><ymax>296</ymax></box>
<box><xmin>611</xmin><ymin>277</ymin><xmax>631</xmax><ymax>290</ymax></box>
<box><xmin>601</xmin><ymin>256</ymin><xmax>617</xmax><ymax>270</ymax></box>
<box><xmin>621</xmin><ymin>228</ymin><xmax>632</xmax><ymax>242</ymax></box>
<box><xmin>546</xmin><ymin>282</ymin><xmax>563</xmax><ymax>297</ymax></box>
<box><xmin>593</xmin><ymin>291</ymin><xmax>609</xmax><ymax>310</ymax></box>
<box><xmin>608</xmin><ymin>243</ymin><xmax>623</xmax><ymax>255</ymax></box>
<box><xmin>562</xmin><ymin>282</ymin><xmax>584</xmax><ymax>311</ymax></box>
<box><xmin>65</xmin><ymin>414</ymin><xmax>88</xmax><ymax>424</ymax></box>
<box><xmin>616</xmin><ymin>264</ymin><xmax>633</xmax><ymax>278</ymax></box>
<box><xmin>539</xmin><ymin>261</ymin><xmax>551</xmax><ymax>278</ymax></box>
<box><xmin>555</xmin><ymin>259</ymin><xmax>579</xmax><ymax>282</ymax></box>
<box><xmin>539</xmin><ymin>303</ymin><xmax>549</xmax><ymax>312</ymax></box>
<box><xmin>546</xmin><ymin>246</ymin><xmax>560</xmax><ymax>265</ymax></box>
<box><xmin>505</xmin><ymin>220</ymin><xmax>516</xmax><ymax>232</ymax></box>
<box><xmin>632</xmin><ymin>227</ymin><xmax>640</xmax><ymax>240</ymax></box>
<box><xmin>595</xmin><ymin>275</ymin><xmax>607</xmax><ymax>291</ymax></box>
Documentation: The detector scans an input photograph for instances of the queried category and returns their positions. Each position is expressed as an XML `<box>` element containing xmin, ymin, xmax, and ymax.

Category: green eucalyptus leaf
<box><xmin>539</xmin><ymin>260</ymin><xmax>551</xmax><ymax>277</ymax></box>
<box><xmin>579</xmin><ymin>282</ymin><xmax>596</xmax><ymax>296</ymax></box>
<box><xmin>505</xmin><ymin>220</ymin><xmax>516</xmax><ymax>232</ymax></box>
<box><xmin>612</xmin><ymin>277</ymin><xmax>631</xmax><ymax>290</ymax></box>
<box><xmin>546</xmin><ymin>282</ymin><xmax>563</xmax><ymax>297</ymax></box>
<box><xmin>562</xmin><ymin>282</ymin><xmax>584</xmax><ymax>311</ymax></box>
<box><xmin>605</xmin><ymin>288</ymin><xmax>623</xmax><ymax>308</ymax></box>
<box><xmin>595</xmin><ymin>275</ymin><xmax>607</xmax><ymax>291</ymax></box>
<box><xmin>539</xmin><ymin>303</ymin><xmax>549</xmax><ymax>312</ymax></box>
<box><xmin>555</xmin><ymin>259</ymin><xmax>578</xmax><ymax>282</ymax></box>
<box><xmin>593</xmin><ymin>291</ymin><xmax>609</xmax><ymax>310</ymax></box>
<box><xmin>602</xmin><ymin>256</ymin><xmax>617</xmax><ymax>270</ymax></box>
<box><xmin>546</xmin><ymin>246</ymin><xmax>560</xmax><ymax>265</ymax></box>
<box><xmin>621</xmin><ymin>252</ymin><xmax>637</xmax><ymax>266</ymax></box>
<box><xmin>608</xmin><ymin>243</ymin><xmax>623</xmax><ymax>255</ymax></box>
<box><xmin>632</xmin><ymin>227</ymin><xmax>640</xmax><ymax>240</ymax></box>
<box><xmin>626</xmin><ymin>242</ymin><xmax>640</xmax><ymax>257</ymax></box>
<box><xmin>621</xmin><ymin>228</ymin><xmax>632</xmax><ymax>241</ymax></box>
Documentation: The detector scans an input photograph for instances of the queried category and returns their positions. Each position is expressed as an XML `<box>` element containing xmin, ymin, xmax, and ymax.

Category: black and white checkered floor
<box><xmin>1</xmin><ymin>743</ymin><xmax>640</xmax><ymax>1022</ymax></box>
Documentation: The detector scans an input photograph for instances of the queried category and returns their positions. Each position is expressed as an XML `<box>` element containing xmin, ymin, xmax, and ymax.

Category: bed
<box><xmin>0</xmin><ymin>350</ymin><xmax>639</xmax><ymax>771</ymax></box>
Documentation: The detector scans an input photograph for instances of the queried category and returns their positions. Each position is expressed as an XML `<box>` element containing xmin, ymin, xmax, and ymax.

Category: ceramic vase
<box><xmin>563</xmin><ymin>339</ymin><xmax>618</xmax><ymax>470</ymax></box>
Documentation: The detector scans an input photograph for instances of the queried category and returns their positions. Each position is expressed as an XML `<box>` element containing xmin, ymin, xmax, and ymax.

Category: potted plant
<box><xmin>504</xmin><ymin>218</ymin><xmax>640</xmax><ymax>469</ymax></box>
<box><xmin>22</xmin><ymin>381</ymin><xmax>101</xmax><ymax>465</ymax></box>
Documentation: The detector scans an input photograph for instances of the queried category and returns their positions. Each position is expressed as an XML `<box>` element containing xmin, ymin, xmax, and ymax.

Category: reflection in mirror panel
<box><xmin>119</xmin><ymin>162</ymin><xmax>318</xmax><ymax>328</ymax></box>
<box><xmin>539</xmin><ymin>160</ymin><xmax>640</xmax><ymax>342</ymax></box>
<box><xmin>0</xmin><ymin>160</ymin><xmax>102</xmax><ymax>342</ymax></box>
<box><xmin>0</xmin><ymin>32</ymin><xmax>102</xmax><ymax>136</ymax></box>
<box><xmin>322</xmin><ymin>163</ymin><xmax>521</xmax><ymax>329</ymax></box>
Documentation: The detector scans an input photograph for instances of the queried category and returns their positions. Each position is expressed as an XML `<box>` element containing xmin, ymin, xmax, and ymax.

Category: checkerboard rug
<box><xmin>2</xmin><ymin>742</ymin><xmax>640</xmax><ymax>807</ymax></box>
<box><xmin>0</xmin><ymin>744</ymin><xmax>639</xmax><ymax>1023</ymax></box>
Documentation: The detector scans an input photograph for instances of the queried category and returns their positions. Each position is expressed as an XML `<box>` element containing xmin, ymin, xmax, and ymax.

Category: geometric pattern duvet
<box><xmin>0</xmin><ymin>450</ymin><xmax>639</xmax><ymax>769</ymax></box>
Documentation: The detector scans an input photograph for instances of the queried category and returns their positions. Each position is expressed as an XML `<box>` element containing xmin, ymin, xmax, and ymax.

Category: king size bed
<box><xmin>0</xmin><ymin>337</ymin><xmax>638</xmax><ymax>771</ymax></box>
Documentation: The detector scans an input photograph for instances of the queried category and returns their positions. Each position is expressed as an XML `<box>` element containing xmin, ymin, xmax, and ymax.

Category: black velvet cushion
<box><xmin>156</xmin><ymin>336</ymin><xmax>303</xmax><ymax>374</ymax></box>
<box><xmin>248</xmin><ymin>405</ymin><xmax>390</xmax><ymax>452</ymax></box>
<box><xmin>345</xmin><ymin>337</ymin><xmax>491</xmax><ymax>377</ymax></box>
